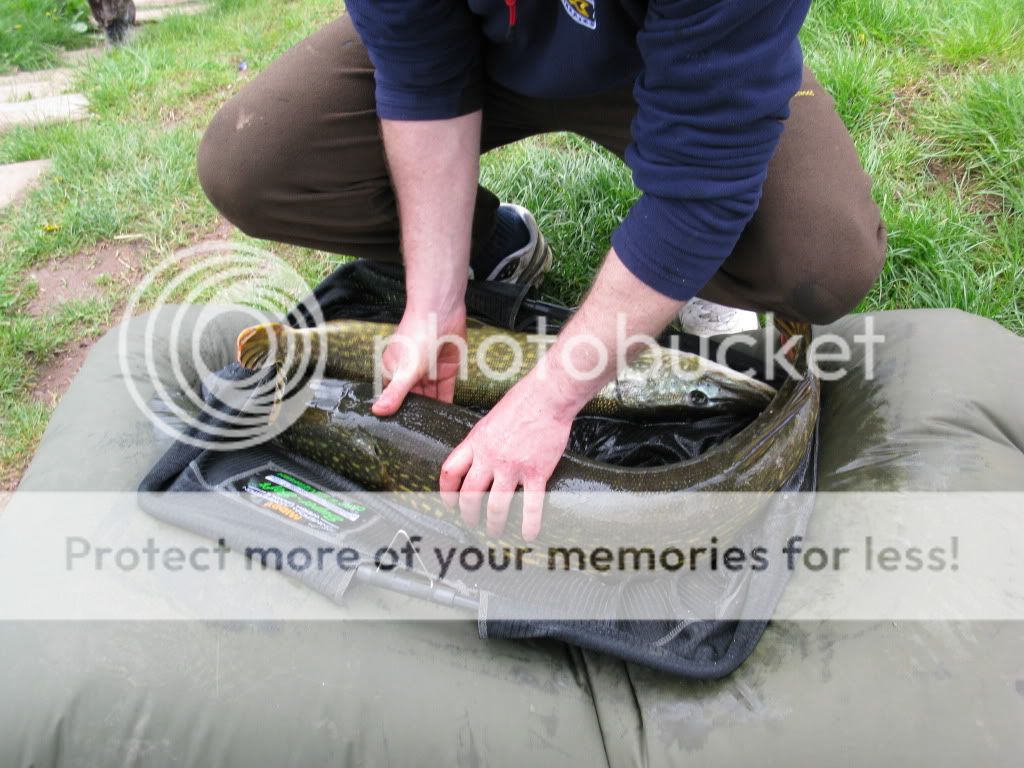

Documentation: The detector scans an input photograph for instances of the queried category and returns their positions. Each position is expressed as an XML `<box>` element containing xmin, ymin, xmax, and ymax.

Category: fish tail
<box><xmin>237</xmin><ymin>323</ymin><xmax>292</xmax><ymax>424</ymax></box>
<box><xmin>236</xmin><ymin>323</ymin><xmax>285</xmax><ymax>370</ymax></box>
<box><xmin>775</xmin><ymin>318</ymin><xmax>812</xmax><ymax>364</ymax></box>
<box><xmin>774</xmin><ymin>318</ymin><xmax>811</xmax><ymax>341</ymax></box>
<box><xmin>268</xmin><ymin>375</ymin><xmax>285</xmax><ymax>425</ymax></box>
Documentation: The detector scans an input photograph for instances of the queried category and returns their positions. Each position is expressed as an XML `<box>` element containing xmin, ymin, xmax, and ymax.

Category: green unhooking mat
<box><xmin>4</xmin><ymin>271</ymin><xmax>1024</xmax><ymax>765</ymax></box>
<box><xmin>135</xmin><ymin>261</ymin><xmax>819</xmax><ymax>681</ymax></box>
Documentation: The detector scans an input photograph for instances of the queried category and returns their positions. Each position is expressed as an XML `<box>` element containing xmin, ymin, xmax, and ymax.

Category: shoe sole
<box><xmin>521</xmin><ymin>239</ymin><xmax>553</xmax><ymax>289</ymax></box>
<box><xmin>497</xmin><ymin>204</ymin><xmax>553</xmax><ymax>290</ymax></box>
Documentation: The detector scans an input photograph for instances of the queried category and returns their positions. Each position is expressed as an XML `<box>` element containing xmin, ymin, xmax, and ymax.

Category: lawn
<box><xmin>0</xmin><ymin>0</ymin><xmax>1022</xmax><ymax>486</ymax></box>
<box><xmin>0</xmin><ymin>0</ymin><xmax>95</xmax><ymax>73</ymax></box>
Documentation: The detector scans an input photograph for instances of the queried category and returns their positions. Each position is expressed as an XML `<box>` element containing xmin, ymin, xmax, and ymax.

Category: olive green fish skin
<box><xmin>238</xmin><ymin>320</ymin><xmax>776</xmax><ymax>415</ymax></box>
<box><xmin>274</xmin><ymin>338</ymin><xmax>819</xmax><ymax>552</ymax></box>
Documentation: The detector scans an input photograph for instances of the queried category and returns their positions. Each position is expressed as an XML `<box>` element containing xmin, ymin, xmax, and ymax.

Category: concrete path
<box><xmin>0</xmin><ymin>69</ymin><xmax>76</xmax><ymax>104</ymax></box>
<box><xmin>0</xmin><ymin>160</ymin><xmax>53</xmax><ymax>210</ymax></box>
<box><xmin>135</xmin><ymin>0</ymin><xmax>204</xmax><ymax>6</ymax></box>
<box><xmin>0</xmin><ymin>0</ymin><xmax>213</xmax><ymax>205</ymax></box>
<box><xmin>59</xmin><ymin>49</ymin><xmax>102</xmax><ymax>67</ymax></box>
<box><xmin>0</xmin><ymin>94</ymin><xmax>90</xmax><ymax>131</ymax></box>
<box><xmin>136</xmin><ymin>2</ymin><xmax>209</xmax><ymax>23</ymax></box>
<box><xmin>0</xmin><ymin>50</ymin><xmax>96</xmax><ymax>209</ymax></box>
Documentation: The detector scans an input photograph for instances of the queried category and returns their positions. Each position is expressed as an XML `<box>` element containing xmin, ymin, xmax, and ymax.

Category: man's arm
<box><xmin>344</xmin><ymin>2</ymin><xmax>484</xmax><ymax>409</ymax></box>
<box><xmin>371</xmin><ymin>114</ymin><xmax>480</xmax><ymax>415</ymax></box>
<box><xmin>439</xmin><ymin>247</ymin><xmax>684</xmax><ymax>540</ymax></box>
<box><xmin>438</xmin><ymin>0</ymin><xmax>812</xmax><ymax>538</ymax></box>
<box><xmin>611</xmin><ymin>0</ymin><xmax>810</xmax><ymax>299</ymax></box>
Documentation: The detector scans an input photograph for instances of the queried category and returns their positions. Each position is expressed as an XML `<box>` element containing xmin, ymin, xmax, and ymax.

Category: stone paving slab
<box><xmin>135</xmin><ymin>0</ymin><xmax>201</xmax><ymax>7</ymax></box>
<box><xmin>0</xmin><ymin>159</ymin><xmax>53</xmax><ymax>210</ymax></box>
<box><xmin>0</xmin><ymin>94</ymin><xmax>90</xmax><ymax>131</ymax></box>
<box><xmin>59</xmin><ymin>49</ymin><xmax>103</xmax><ymax>67</ymax></box>
<box><xmin>0</xmin><ymin>69</ymin><xmax>75</xmax><ymax>105</ymax></box>
<box><xmin>136</xmin><ymin>2</ymin><xmax>208</xmax><ymax>22</ymax></box>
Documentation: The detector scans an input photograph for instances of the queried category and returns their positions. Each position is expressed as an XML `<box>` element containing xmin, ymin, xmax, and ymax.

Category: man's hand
<box><xmin>439</xmin><ymin>370</ymin><xmax>574</xmax><ymax>541</ymax></box>
<box><xmin>372</xmin><ymin>307</ymin><xmax>467</xmax><ymax>416</ymax></box>
<box><xmin>372</xmin><ymin>113</ymin><xmax>479</xmax><ymax>415</ymax></box>
<box><xmin>437</xmin><ymin>249</ymin><xmax>687</xmax><ymax>540</ymax></box>
<box><xmin>376</xmin><ymin>109</ymin><xmax>687</xmax><ymax>542</ymax></box>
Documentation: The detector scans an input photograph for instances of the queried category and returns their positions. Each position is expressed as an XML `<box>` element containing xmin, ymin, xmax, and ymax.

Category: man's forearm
<box><xmin>381</xmin><ymin>114</ymin><xmax>481</xmax><ymax>318</ymax></box>
<box><xmin>536</xmin><ymin>247</ymin><xmax>686</xmax><ymax>416</ymax></box>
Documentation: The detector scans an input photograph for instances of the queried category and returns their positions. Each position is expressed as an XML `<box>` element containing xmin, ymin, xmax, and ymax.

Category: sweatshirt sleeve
<box><xmin>346</xmin><ymin>1</ymin><xmax>483</xmax><ymax>121</ymax></box>
<box><xmin>611</xmin><ymin>0</ymin><xmax>811</xmax><ymax>301</ymax></box>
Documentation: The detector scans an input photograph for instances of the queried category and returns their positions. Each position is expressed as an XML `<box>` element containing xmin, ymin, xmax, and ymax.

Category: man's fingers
<box><xmin>371</xmin><ymin>380</ymin><xmax>407</xmax><ymax>416</ymax></box>
<box><xmin>439</xmin><ymin>443</ymin><xmax>473</xmax><ymax>507</ymax></box>
<box><xmin>521</xmin><ymin>476</ymin><xmax>547</xmax><ymax>542</ymax></box>
<box><xmin>485</xmin><ymin>473</ymin><xmax>517</xmax><ymax>538</ymax></box>
<box><xmin>436</xmin><ymin>374</ymin><xmax>456</xmax><ymax>404</ymax></box>
<box><xmin>458</xmin><ymin>464</ymin><xmax>493</xmax><ymax>527</ymax></box>
<box><xmin>371</xmin><ymin>362</ymin><xmax>421</xmax><ymax>416</ymax></box>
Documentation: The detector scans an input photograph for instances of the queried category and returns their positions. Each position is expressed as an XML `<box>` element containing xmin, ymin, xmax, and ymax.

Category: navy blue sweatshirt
<box><xmin>346</xmin><ymin>0</ymin><xmax>811</xmax><ymax>301</ymax></box>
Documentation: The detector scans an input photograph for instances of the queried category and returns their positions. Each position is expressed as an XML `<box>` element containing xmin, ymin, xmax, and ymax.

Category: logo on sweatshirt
<box><xmin>562</xmin><ymin>0</ymin><xmax>596</xmax><ymax>29</ymax></box>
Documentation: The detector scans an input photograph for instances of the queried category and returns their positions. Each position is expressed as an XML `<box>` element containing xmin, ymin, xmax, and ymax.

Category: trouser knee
<box><xmin>787</xmin><ymin>213</ymin><xmax>888</xmax><ymax>325</ymax></box>
<box><xmin>196</xmin><ymin>101</ymin><xmax>271</xmax><ymax>237</ymax></box>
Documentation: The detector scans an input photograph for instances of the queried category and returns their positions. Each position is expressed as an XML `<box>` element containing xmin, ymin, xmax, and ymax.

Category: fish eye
<box><xmin>689</xmin><ymin>390</ymin><xmax>709</xmax><ymax>407</ymax></box>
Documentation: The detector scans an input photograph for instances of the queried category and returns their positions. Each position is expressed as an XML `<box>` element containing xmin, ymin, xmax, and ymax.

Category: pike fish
<box><xmin>266</xmin><ymin>320</ymin><xmax>819</xmax><ymax>552</ymax></box>
<box><xmin>236</xmin><ymin>319</ymin><xmax>777</xmax><ymax>416</ymax></box>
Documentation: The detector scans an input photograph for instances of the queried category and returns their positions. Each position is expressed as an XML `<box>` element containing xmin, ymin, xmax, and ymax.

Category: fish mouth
<box><xmin>697</xmin><ymin>376</ymin><xmax>777</xmax><ymax>412</ymax></box>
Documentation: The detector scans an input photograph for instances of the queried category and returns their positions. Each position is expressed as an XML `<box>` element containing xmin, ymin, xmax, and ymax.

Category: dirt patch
<box><xmin>205</xmin><ymin>216</ymin><xmax>235</xmax><ymax>241</ymax></box>
<box><xmin>25</xmin><ymin>238</ymin><xmax>148</xmax><ymax>405</ymax></box>
<box><xmin>25</xmin><ymin>238</ymin><xmax>148</xmax><ymax>317</ymax></box>
<box><xmin>2</xmin><ymin>463</ymin><xmax>29</xmax><ymax>492</ymax></box>
<box><xmin>26</xmin><ymin>218</ymin><xmax>236</xmax><ymax>405</ymax></box>
<box><xmin>926</xmin><ymin>158</ymin><xmax>1004</xmax><ymax>220</ymax></box>
<box><xmin>29</xmin><ymin>338</ymin><xmax>95</xmax><ymax>407</ymax></box>
<box><xmin>890</xmin><ymin>80</ymin><xmax>930</xmax><ymax>131</ymax></box>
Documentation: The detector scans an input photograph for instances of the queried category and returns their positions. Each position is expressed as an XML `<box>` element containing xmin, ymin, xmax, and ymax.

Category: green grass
<box><xmin>1</xmin><ymin>0</ymin><xmax>1023</xmax><ymax>485</ymax></box>
<box><xmin>0</xmin><ymin>0</ymin><xmax>345</xmax><ymax>486</ymax></box>
<box><xmin>0</xmin><ymin>0</ymin><xmax>96</xmax><ymax>73</ymax></box>
<box><xmin>481</xmin><ymin>134</ymin><xmax>637</xmax><ymax>303</ymax></box>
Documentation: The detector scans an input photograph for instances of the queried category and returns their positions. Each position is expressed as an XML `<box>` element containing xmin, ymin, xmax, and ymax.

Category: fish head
<box><xmin>689</xmin><ymin>370</ymin><xmax>776</xmax><ymax>412</ymax></box>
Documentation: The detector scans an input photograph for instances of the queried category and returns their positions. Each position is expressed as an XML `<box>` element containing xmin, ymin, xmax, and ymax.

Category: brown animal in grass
<box><xmin>87</xmin><ymin>0</ymin><xmax>137</xmax><ymax>44</ymax></box>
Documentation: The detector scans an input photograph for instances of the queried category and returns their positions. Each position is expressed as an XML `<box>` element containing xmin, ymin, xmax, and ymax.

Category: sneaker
<box><xmin>474</xmin><ymin>204</ymin><xmax>553</xmax><ymax>288</ymax></box>
<box><xmin>678</xmin><ymin>297</ymin><xmax>760</xmax><ymax>336</ymax></box>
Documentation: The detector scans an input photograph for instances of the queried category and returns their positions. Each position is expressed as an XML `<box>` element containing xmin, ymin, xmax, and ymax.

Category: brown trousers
<box><xmin>198</xmin><ymin>14</ymin><xmax>887</xmax><ymax>324</ymax></box>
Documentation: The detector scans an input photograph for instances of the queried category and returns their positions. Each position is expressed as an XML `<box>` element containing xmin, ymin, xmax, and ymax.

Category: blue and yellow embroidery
<box><xmin>561</xmin><ymin>0</ymin><xmax>596</xmax><ymax>30</ymax></box>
